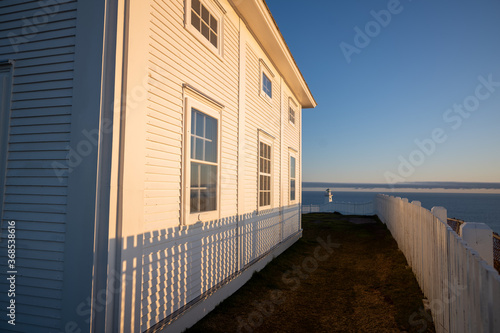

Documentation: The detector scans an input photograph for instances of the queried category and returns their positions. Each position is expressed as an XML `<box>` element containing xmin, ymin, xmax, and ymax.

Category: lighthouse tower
<box><xmin>325</xmin><ymin>188</ymin><xmax>333</xmax><ymax>204</ymax></box>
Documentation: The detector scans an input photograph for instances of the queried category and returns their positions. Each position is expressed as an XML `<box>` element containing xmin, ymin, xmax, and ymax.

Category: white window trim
<box><xmin>182</xmin><ymin>95</ymin><xmax>221</xmax><ymax>225</ymax></box>
<box><xmin>289</xmin><ymin>150</ymin><xmax>298</xmax><ymax>205</ymax></box>
<box><xmin>288</xmin><ymin>97</ymin><xmax>297</xmax><ymax>126</ymax></box>
<box><xmin>259</xmin><ymin>59</ymin><xmax>274</xmax><ymax>104</ymax></box>
<box><xmin>258</xmin><ymin>130</ymin><xmax>274</xmax><ymax>211</ymax></box>
<box><xmin>185</xmin><ymin>0</ymin><xmax>225</xmax><ymax>59</ymax></box>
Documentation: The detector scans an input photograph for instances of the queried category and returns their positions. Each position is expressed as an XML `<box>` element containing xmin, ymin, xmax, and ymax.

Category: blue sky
<box><xmin>267</xmin><ymin>0</ymin><xmax>500</xmax><ymax>184</ymax></box>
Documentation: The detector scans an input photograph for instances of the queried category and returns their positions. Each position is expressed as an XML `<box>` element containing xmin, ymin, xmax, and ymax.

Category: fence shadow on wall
<box><xmin>86</xmin><ymin>204</ymin><xmax>302</xmax><ymax>333</ymax></box>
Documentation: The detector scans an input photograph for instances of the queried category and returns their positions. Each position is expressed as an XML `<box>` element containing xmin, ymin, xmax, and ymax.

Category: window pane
<box><xmin>205</xmin><ymin>140</ymin><xmax>216</xmax><ymax>163</ymax></box>
<box><xmin>200</xmin><ymin>188</ymin><xmax>216</xmax><ymax>212</ymax></box>
<box><xmin>202</xmin><ymin>22</ymin><xmax>210</xmax><ymax>40</ymax></box>
<box><xmin>205</xmin><ymin>116</ymin><xmax>216</xmax><ymax>141</ymax></box>
<box><xmin>195</xmin><ymin>110</ymin><xmax>204</xmax><ymax>137</ymax></box>
<box><xmin>191</xmin><ymin>162</ymin><xmax>200</xmax><ymax>187</ymax></box>
<box><xmin>291</xmin><ymin>156</ymin><xmax>296</xmax><ymax>178</ymax></box>
<box><xmin>201</xmin><ymin>164</ymin><xmax>217</xmax><ymax>187</ymax></box>
<box><xmin>191</xmin><ymin>11</ymin><xmax>200</xmax><ymax>31</ymax></box>
<box><xmin>290</xmin><ymin>179</ymin><xmax>296</xmax><ymax>201</ymax></box>
<box><xmin>208</xmin><ymin>186</ymin><xmax>217</xmax><ymax>210</ymax></box>
<box><xmin>263</xmin><ymin>73</ymin><xmax>272</xmax><ymax>98</ymax></box>
<box><xmin>191</xmin><ymin>189</ymin><xmax>200</xmax><ymax>213</ymax></box>
<box><xmin>191</xmin><ymin>136</ymin><xmax>196</xmax><ymax>159</ymax></box>
<box><xmin>195</xmin><ymin>138</ymin><xmax>204</xmax><ymax>160</ymax></box>
<box><xmin>192</xmin><ymin>0</ymin><xmax>201</xmax><ymax>14</ymax></box>
<box><xmin>194</xmin><ymin>164</ymin><xmax>216</xmax><ymax>212</ymax></box>
<box><xmin>201</xmin><ymin>5</ymin><xmax>210</xmax><ymax>23</ymax></box>
<box><xmin>210</xmin><ymin>14</ymin><xmax>218</xmax><ymax>32</ymax></box>
<box><xmin>210</xmin><ymin>32</ymin><xmax>217</xmax><ymax>47</ymax></box>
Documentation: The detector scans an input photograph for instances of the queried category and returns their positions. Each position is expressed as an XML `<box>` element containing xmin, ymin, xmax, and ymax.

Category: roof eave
<box><xmin>230</xmin><ymin>0</ymin><xmax>317</xmax><ymax>109</ymax></box>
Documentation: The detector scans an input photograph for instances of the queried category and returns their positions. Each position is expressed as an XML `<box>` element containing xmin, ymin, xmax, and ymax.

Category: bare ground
<box><xmin>186</xmin><ymin>213</ymin><xmax>435</xmax><ymax>333</ymax></box>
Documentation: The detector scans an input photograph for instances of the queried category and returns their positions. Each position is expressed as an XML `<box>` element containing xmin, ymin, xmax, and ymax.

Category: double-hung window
<box><xmin>259</xmin><ymin>140</ymin><xmax>272</xmax><ymax>208</ymax></box>
<box><xmin>184</xmin><ymin>96</ymin><xmax>220</xmax><ymax>224</ymax></box>
<box><xmin>190</xmin><ymin>109</ymin><xmax>217</xmax><ymax>213</ymax></box>
<box><xmin>290</xmin><ymin>155</ymin><xmax>296</xmax><ymax>202</ymax></box>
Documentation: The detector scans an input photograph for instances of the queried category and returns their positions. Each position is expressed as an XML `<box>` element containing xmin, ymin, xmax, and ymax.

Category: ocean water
<box><xmin>302</xmin><ymin>190</ymin><xmax>500</xmax><ymax>234</ymax></box>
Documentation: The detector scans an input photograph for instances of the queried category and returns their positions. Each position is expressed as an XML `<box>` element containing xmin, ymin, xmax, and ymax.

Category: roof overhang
<box><xmin>229</xmin><ymin>0</ymin><xmax>317</xmax><ymax>108</ymax></box>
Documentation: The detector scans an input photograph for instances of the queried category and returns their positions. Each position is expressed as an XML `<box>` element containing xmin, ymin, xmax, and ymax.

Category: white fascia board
<box><xmin>230</xmin><ymin>0</ymin><xmax>317</xmax><ymax>109</ymax></box>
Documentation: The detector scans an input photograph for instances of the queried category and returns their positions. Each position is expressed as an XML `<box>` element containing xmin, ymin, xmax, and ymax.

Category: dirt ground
<box><xmin>186</xmin><ymin>213</ymin><xmax>435</xmax><ymax>333</ymax></box>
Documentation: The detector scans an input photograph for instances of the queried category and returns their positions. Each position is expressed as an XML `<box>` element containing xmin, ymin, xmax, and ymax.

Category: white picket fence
<box><xmin>301</xmin><ymin>201</ymin><xmax>374</xmax><ymax>215</ymax></box>
<box><xmin>374</xmin><ymin>194</ymin><xmax>500</xmax><ymax>333</ymax></box>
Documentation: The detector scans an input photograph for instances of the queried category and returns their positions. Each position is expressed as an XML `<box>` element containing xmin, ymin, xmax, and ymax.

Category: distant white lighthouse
<box><xmin>325</xmin><ymin>188</ymin><xmax>333</xmax><ymax>203</ymax></box>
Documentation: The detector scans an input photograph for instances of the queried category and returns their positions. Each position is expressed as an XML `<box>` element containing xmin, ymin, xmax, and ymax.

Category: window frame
<box><xmin>259</xmin><ymin>59</ymin><xmax>274</xmax><ymax>103</ymax></box>
<box><xmin>183</xmin><ymin>96</ymin><xmax>221</xmax><ymax>225</ymax></box>
<box><xmin>258</xmin><ymin>131</ymin><xmax>274</xmax><ymax>210</ymax></box>
<box><xmin>289</xmin><ymin>151</ymin><xmax>297</xmax><ymax>204</ymax></box>
<box><xmin>185</xmin><ymin>0</ymin><xmax>225</xmax><ymax>58</ymax></box>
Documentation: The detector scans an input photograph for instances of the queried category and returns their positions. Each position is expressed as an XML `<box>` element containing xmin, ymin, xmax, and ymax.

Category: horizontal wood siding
<box><xmin>281</xmin><ymin>84</ymin><xmax>301</xmax><ymax>237</ymax></box>
<box><xmin>243</xmin><ymin>43</ymin><xmax>281</xmax><ymax>213</ymax></box>
<box><xmin>145</xmin><ymin>0</ymin><xmax>239</xmax><ymax>230</ymax></box>
<box><xmin>140</xmin><ymin>0</ymin><xmax>240</xmax><ymax>330</ymax></box>
<box><xmin>0</xmin><ymin>1</ymin><xmax>77</xmax><ymax>332</ymax></box>
<box><xmin>118</xmin><ymin>0</ymin><xmax>306</xmax><ymax>330</ymax></box>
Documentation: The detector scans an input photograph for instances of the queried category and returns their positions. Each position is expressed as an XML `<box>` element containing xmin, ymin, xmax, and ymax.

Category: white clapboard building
<box><xmin>0</xmin><ymin>0</ymin><xmax>316</xmax><ymax>332</ymax></box>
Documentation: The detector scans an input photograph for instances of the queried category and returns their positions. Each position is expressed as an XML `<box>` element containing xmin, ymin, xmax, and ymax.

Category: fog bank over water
<box><xmin>303</xmin><ymin>182</ymin><xmax>500</xmax><ymax>194</ymax></box>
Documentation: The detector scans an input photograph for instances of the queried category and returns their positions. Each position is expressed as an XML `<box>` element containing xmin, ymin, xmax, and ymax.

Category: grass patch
<box><xmin>186</xmin><ymin>213</ymin><xmax>435</xmax><ymax>333</ymax></box>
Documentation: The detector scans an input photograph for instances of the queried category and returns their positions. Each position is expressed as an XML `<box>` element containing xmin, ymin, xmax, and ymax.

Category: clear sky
<box><xmin>266</xmin><ymin>0</ymin><xmax>500</xmax><ymax>184</ymax></box>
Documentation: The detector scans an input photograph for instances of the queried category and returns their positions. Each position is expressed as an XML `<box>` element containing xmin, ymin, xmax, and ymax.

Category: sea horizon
<box><xmin>301</xmin><ymin>187</ymin><xmax>500</xmax><ymax>234</ymax></box>
<box><xmin>302</xmin><ymin>181</ymin><xmax>500</xmax><ymax>194</ymax></box>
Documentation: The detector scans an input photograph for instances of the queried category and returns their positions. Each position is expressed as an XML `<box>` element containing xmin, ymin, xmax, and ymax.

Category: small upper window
<box><xmin>288</xmin><ymin>98</ymin><xmax>297</xmax><ymax>125</ymax></box>
<box><xmin>185</xmin><ymin>0</ymin><xmax>224</xmax><ymax>57</ymax></box>
<box><xmin>191</xmin><ymin>0</ymin><xmax>218</xmax><ymax>48</ymax></box>
<box><xmin>259</xmin><ymin>60</ymin><xmax>274</xmax><ymax>102</ymax></box>
<box><xmin>289</xmin><ymin>107</ymin><xmax>295</xmax><ymax>124</ymax></box>
<box><xmin>262</xmin><ymin>73</ymin><xmax>272</xmax><ymax>99</ymax></box>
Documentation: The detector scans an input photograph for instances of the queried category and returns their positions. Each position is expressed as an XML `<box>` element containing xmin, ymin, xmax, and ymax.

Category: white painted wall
<box><xmin>113</xmin><ymin>0</ymin><xmax>305</xmax><ymax>331</ymax></box>
<box><xmin>0</xmin><ymin>0</ymin><xmax>309</xmax><ymax>332</ymax></box>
